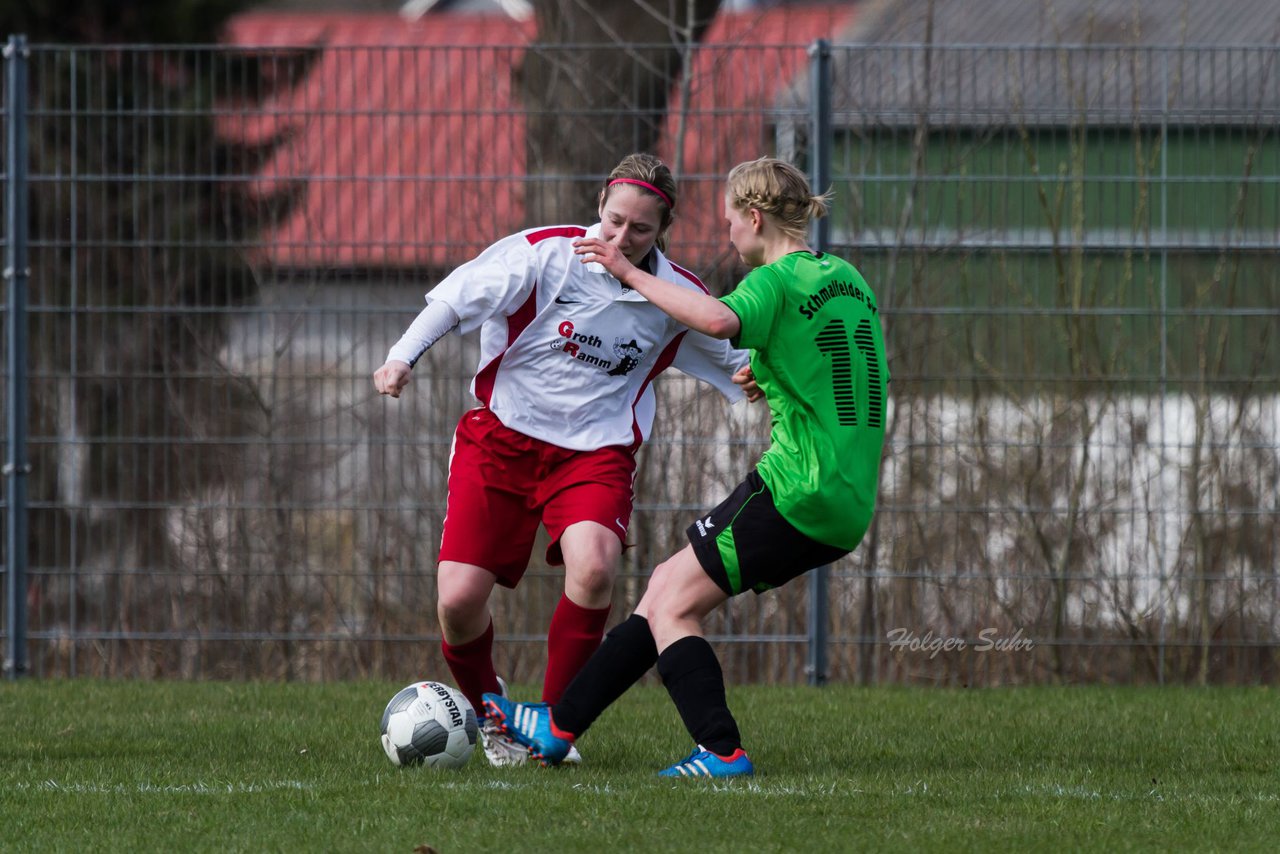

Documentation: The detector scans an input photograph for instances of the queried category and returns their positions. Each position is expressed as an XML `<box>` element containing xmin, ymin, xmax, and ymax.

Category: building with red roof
<box><xmin>221</xmin><ymin>4</ymin><xmax>855</xmax><ymax>275</ymax></box>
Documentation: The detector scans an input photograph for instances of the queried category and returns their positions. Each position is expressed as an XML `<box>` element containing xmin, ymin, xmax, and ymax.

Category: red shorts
<box><xmin>438</xmin><ymin>408</ymin><xmax>636</xmax><ymax>588</ymax></box>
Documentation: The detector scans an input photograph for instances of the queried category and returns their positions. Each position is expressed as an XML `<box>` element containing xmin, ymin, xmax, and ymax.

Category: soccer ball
<box><xmin>380</xmin><ymin>681</ymin><xmax>478</xmax><ymax>769</ymax></box>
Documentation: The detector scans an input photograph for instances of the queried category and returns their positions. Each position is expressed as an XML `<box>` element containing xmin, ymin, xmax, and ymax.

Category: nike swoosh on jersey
<box><xmin>554</xmin><ymin>296</ymin><xmax>580</xmax><ymax>304</ymax></box>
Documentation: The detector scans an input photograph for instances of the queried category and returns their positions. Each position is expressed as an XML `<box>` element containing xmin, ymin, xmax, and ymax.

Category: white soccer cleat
<box><xmin>480</xmin><ymin>719</ymin><xmax>530</xmax><ymax>767</ymax></box>
<box><xmin>480</xmin><ymin>676</ymin><xmax>529</xmax><ymax>767</ymax></box>
<box><xmin>562</xmin><ymin>744</ymin><xmax>582</xmax><ymax>765</ymax></box>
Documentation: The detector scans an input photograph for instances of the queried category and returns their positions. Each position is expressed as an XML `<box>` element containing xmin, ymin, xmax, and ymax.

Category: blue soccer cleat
<box><xmin>658</xmin><ymin>745</ymin><xmax>755</xmax><ymax>778</ymax></box>
<box><xmin>481</xmin><ymin>693</ymin><xmax>574</xmax><ymax>766</ymax></box>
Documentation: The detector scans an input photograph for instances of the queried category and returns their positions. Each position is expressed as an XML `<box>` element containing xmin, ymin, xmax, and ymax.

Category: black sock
<box><xmin>657</xmin><ymin>635</ymin><xmax>742</xmax><ymax>757</ymax></box>
<box><xmin>552</xmin><ymin>614</ymin><xmax>658</xmax><ymax>737</ymax></box>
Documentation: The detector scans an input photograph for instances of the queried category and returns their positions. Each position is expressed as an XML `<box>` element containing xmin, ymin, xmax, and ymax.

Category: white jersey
<box><xmin>407</xmin><ymin>223</ymin><xmax>748</xmax><ymax>452</ymax></box>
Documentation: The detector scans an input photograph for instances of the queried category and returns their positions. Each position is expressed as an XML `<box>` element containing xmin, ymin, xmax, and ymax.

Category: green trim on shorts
<box><xmin>714</xmin><ymin>483</ymin><xmax>769</xmax><ymax>595</ymax></box>
<box><xmin>716</xmin><ymin>524</ymin><xmax>741</xmax><ymax>595</ymax></box>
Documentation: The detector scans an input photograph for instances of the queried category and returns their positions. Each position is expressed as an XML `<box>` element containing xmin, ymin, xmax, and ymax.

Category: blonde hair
<box><xmin>600</xmin><ymin>153</ymin><xmax>678</xmax><ymax>250</ymax></box>
<box><xmin>726</xmin><ymin>157</ymin><xmax>829</xmax><ymax>242</ymax></box>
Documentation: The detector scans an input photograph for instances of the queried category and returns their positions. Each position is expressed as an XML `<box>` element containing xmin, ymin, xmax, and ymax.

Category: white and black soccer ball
<box><xmin>379</xmin><ymin>681</ymin><xmax>478</xmax><ymax>769</ymax></box>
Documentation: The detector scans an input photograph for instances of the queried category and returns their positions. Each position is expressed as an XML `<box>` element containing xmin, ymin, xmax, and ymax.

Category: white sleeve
<box><xmin>425</xmin><ymin>234</ymin><xmax>539</xmax><ymax>335</ymax></box>
<box><xmin>670</xmin><ymin>329</ymin><xmax>751</xmax><ymax>402</ymax></box>
<box><xmin>386</xmin><ymin>299</ymin><xmax>461</xmax><ymax>367</ymax></box>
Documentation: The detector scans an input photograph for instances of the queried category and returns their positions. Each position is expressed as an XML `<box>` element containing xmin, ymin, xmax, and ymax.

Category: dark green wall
<box><xmin>832</xmin><ymin>128</ymin><xmax>1280</xmax><ymax>392</ymax></box>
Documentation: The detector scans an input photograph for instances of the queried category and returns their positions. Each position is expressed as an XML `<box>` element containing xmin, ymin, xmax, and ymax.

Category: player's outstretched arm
<box><xmin>374</xmin><ymin>299</ymin><xmax>462</xmax><ymax>400</ymax></box>
<box><xmin>573</xmin><ymin>237</ymin><xmax>741</xmax><ymax>340</ymax></box>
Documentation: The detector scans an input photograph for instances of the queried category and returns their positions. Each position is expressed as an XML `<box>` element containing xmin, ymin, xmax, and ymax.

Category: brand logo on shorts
<box><xmin>694</xmin><ymin>516</ymin><xmax>715</xmax><ymax>538</ymax></box>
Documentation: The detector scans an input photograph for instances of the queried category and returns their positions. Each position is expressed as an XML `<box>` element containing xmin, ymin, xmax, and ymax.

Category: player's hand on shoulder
<box><xmin>374</xmin><ymin>360</ymin><xmax>412</xmax><ymax>398</ymax></box>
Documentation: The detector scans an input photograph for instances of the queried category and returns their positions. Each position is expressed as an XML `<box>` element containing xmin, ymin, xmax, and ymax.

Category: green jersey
<box><xmin>720</xmin><ymin>251</ymin><xmax>888</xmax><ymax>550</ymax></box>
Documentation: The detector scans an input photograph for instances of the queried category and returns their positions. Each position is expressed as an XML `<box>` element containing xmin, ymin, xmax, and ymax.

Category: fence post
<box><xmin>4</xmin><ymin>34</ymin><xmax>31</xmax><ymax>680</ymax></box>
<box><xmin>805</xmin><ymin>38</ymin><xmax>831</xmax><ymax>687</ymax></box>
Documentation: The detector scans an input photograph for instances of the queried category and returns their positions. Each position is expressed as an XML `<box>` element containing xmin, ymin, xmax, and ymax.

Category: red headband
<box><xmin>607</xmin><ymin>178</ymin><xmax>673</xmax><ymax>208</ymax></box>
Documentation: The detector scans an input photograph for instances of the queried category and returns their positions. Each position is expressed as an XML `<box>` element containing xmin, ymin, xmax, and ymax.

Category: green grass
<box><xmin>2</xmin><ymin>682</ymin><xmax>1276</xmax><ymax>853</ymax></box>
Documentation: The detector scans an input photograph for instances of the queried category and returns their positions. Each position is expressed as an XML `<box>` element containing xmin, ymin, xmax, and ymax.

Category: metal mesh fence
<box><xmin>825</xmin><ymin>44</ymin><xmax>1280</xmax><ymax>684</ymax></box>
<box><xmin>2</xmin><ymin>40</ymin><xmax>1277</xmax><ymax>684</ymax></box>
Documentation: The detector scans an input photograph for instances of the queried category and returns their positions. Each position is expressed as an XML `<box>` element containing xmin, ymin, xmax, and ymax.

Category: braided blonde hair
<box><xmin>726</xmin><ymin>157</ymin><xmax>829</xmax><ymax>242</ymax></box>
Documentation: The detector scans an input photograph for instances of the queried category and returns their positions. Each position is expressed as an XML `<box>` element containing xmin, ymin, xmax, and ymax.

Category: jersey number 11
<box><xmin>814</xmin><ymin>318</ymin><xmax>883</xmax><ymax>429</ymax></box>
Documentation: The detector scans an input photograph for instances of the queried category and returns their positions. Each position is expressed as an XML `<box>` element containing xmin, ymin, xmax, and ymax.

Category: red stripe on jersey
<box><xmin>628</xmin><ymin>331</ymin><xmax>686</xmax><ymax>450</ymax></box>
<box><xmin>670</xmin><ymin>261</ymin><xmax>710</xmax><ymax>295</ymax></box>
<box><xmin>526</xmin><ymin>225</ymin><xmax>587</xmax><ymax>245</ymax></box>
<box><xmin>473</xmin><ymin>289</ymin><xmax>539</xmax><ymax>405</ymax></box>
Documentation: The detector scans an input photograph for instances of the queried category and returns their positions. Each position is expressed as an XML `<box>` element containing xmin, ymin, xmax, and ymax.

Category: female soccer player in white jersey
<box><xmin>484</xmin><ymin>156</ymin><xmax>889</xmax><ymax>778</ymax></box>
<box><xmin>373</xmin><ymin>153</ymin><xmax>755</xmax><ymax>767</ymax></box>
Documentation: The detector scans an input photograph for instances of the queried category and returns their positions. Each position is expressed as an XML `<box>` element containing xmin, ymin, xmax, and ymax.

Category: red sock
<box><xmin>543</xmin><ymin>594</ymin><xmax>611</xmax><ymax>704</ymax></box>
<box><xmin>441</xmin><ymin>620</ymin><xmax>498</xmax><ymax>716</ymax></box>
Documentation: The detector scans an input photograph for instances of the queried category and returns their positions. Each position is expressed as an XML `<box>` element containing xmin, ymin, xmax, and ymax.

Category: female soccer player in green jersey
<box><xmin>485</xmin><ymin>156</ymin><xmax>889</xmax><ymax>778</ymax></box>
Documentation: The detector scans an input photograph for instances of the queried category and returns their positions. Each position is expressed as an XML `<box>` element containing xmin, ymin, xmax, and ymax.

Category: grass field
<box><xmin>2</xmin><ymin>681</ymin><xmax>1276</xmax><ymax>852</ymax></box>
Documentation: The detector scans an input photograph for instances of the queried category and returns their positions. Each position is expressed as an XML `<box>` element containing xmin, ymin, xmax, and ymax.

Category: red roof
<box><xmin>222</xmin><ymin>6</ymin><xmax>854</xmax><ymax>270</ymax></box>
<box><xmin>656</xmin><ymin>6</ymin><xmax>853</xmax><ymax>270</ymax></box>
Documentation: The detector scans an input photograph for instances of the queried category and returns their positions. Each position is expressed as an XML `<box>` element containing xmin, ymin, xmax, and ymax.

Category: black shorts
<box><xmin>686</xmin><ymin>470</ymin><xmax>850</xmax><ymax>596</ymax></box>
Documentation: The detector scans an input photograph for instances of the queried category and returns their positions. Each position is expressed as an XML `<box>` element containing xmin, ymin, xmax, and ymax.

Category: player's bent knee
<box><xmin>436</xmin><ymin>593</ymin><xmax>486</xmax><ymax>633</ymax></box>
<box><xmin>568</xmin><ymin>560</ymin><xmax>616</xmax><ymax>595</ymax></box>
<box><xmin>639</xmin><ymin>565</ymin><xmax>679</xmax><ymax>614</ymax></box>
<box><xmin>642</xmin><ymin>552</ymin><xmax>724</xmax><ymax>630</ymax></box>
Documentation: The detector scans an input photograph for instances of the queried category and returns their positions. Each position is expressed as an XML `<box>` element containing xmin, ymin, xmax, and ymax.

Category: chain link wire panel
<box><xmin>823</xmin><ymin>44</ymin><xmax>1280</xmax><ymax>684</ymax></box>
<box><xmin>3</xmin><ymin>41</ymin><xmax>1278</xmax><ymax>683</ymax></box>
